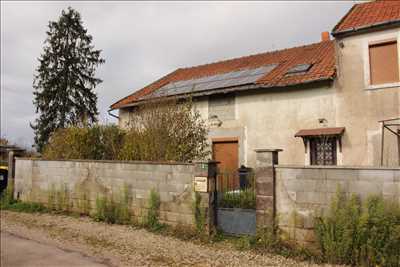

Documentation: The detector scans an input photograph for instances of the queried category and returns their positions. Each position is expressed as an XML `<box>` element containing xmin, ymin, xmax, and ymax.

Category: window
<box><xmin>310</xmin><ymin>137</ymin><xmax>337</xmax><ymax>166</ymax></box>
<box><xmin>286</xmin><ymin>64</ymin><xmax>313</xmax><ymax>76</ymax></box>
<box><xmin>369</xmin><ymin>41</ymin><xmax>399</xmax><ymax>85</ymax></box>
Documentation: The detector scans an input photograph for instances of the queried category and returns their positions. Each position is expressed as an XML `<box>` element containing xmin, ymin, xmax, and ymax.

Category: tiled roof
<box><xmin>111</xmin><ymin>40</ymin><xmax>335</xmax><ymax>110</ymax></box>
<box><xmin>332</xmin><ymin>0</ymin><xmax>400</xmax><ymax>36</ymax></box>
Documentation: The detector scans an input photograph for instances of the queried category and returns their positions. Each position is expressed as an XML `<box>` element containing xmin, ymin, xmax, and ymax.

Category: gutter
<box><xmin>107</xmin><ymin>109</ymin><xmax>119</xmax><ymax>119</ymax></box>
<box><xmin>112</xmin><ymin>77</ymin><xmax>334</xmax><ymax>110</ymax></box>
<box><xmin>332</xmin><ymin>19</ymin><xmax>400</xmax><ymax>38</ymax></box>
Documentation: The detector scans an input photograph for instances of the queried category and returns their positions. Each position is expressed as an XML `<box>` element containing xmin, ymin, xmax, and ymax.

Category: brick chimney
<box><xmin>321</xmin><ymin>31</ymin><xmax>330</xmax><ymax>41</ymax></box>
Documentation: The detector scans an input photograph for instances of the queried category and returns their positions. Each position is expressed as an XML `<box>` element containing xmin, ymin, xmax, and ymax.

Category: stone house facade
<box><xmin>110</xmin><ymin>1</ymin><xmax>400</xmax><ymax>170</ymax></box>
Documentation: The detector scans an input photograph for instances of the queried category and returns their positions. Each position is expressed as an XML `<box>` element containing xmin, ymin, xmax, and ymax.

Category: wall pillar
<box><xmin>254</xmin><ymin>149</ymin><xmax>282</xmax><ymax>228</ymax></box>
<box><xmin>193</xmin><ymin>160</ymin><xmax>218</xmax><ymax>234</ymax></box>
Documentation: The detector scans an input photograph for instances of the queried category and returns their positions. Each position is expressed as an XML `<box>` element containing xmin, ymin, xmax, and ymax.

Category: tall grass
<box><xmin>93</xmin><ymin>185</ymin><xmax>132</xmax><ymax>224</ymax></box>
<box><xmin>315</xmin><ymin>188</ymin><xmax>400</xmax><ymax>266</ymax></box>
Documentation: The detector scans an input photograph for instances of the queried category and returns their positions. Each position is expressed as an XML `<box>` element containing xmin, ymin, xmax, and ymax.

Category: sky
<box><xmin>1</xmin><ymin>1</ymin><xmax>357</xmax><ymax>148</ymax></box>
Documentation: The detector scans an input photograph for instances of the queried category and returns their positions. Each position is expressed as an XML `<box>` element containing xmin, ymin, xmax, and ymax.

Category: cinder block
<box><xmin>302</xmin><ymin>168</ymin><xmax>326</xmax><ymax>180</ymax></box>
<box><xmin>326</xmin><ymin>180</ymin><xmax>350</xmax><ymax>193</ymax></box>
<box><xmin>255</xmin><ymin>167</ymin><xmax>273</xmax><ymax>183</ymax></box>
<box><xmin>349</xmin><ymin>181</ymin><xmax>383</xmax><ymax>196</ymax></box>
<box><xmin>256</xmin><ymin>195</ymin><xmax>273</xmax><ymax>211</ymax></box>
<box><xmin>256</xmin><ymin>181</ymin><xmax>273</xmax><ymax>196</ymax></box>
<box><xmin>383</xmin><ymin>182</ymin><xmax>399</xmax><ymax>196</ymax></box>
<box><xmin>326</xmin><ymin>169</ymin><xmax>359</xmax><ymax>181</ymax></box>
<box><xmin>296</xmin><ymin>192</ymin><xmax>326</xmax><ymax>204</ymax></box>
<box><xmin>359</xmin><ymin>170</ymin><xmax>394</xmax><ymax>182</ymax></box>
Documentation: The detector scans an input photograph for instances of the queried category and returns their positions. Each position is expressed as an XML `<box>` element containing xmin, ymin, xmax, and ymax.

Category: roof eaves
<box><xmin>332</xmin><ymin>19</ymin><xmax>400</xmax><ymax>38</ymax></box>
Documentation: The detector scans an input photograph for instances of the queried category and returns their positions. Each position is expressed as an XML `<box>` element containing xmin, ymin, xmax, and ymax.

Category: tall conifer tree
<box><xmin>31</xmin><ymin>7</ymin><xmax>105</xmax><ymax>152</ymax></box>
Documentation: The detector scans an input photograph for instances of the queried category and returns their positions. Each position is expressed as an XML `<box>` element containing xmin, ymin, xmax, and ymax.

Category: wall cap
<box><xmin>15</xmin><ymin>157</ymin><xmax>195</xmax><ymax>166</ymax></box>
<box><xmin>276</xmin><ymin>164</ymin><xmax>400</xmax><ymax>171</ymax></box>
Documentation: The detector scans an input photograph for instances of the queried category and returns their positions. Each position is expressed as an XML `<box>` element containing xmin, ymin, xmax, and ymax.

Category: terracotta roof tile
<box><xmin>332</xmin><ymin>0</ymin><xmax>400</xmax><ymax>36</ymax></box>
<box><xmin>111</xmin><ymin>40</ymin><xmax>335</xmax><ymax>110</ymax></box>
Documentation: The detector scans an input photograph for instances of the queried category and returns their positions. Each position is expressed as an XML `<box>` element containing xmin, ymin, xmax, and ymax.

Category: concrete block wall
<box><xmin>14</xmin><ymin>158</ymin><xmax>214</xmax><ymax>227</ymax></box>
<box><xmin>275</xmin><ymin>165</ymin><xmax>400</xmax><ymax>246</ymax></box>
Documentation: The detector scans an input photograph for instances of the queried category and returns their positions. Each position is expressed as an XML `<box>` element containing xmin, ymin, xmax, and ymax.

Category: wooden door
<box><xmin>212</xmin><ymin>141</ymin><xmax>239</xmax><ymax>173</ymax></box>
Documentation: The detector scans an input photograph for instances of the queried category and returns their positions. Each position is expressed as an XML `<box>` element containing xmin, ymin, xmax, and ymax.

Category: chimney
<box><xmin>321</xmin><ymin>31</ymin><xmax>330</xmax><ymax>41</ymax></box>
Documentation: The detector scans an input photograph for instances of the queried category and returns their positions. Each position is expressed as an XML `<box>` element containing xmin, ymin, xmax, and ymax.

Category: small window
<box><xmin>310</xmin><ymin>137</ymin><xmax>337</xmax><ymax>166</ymax></box>
<box><xmin>286</xmin><ymin>64</ymin><xmax>312</xmax><ymax>76</ymax></box>
<box><xmin>369</xmin><ymin>41</ymin><xmax>399</xmax><ymax>85</ymax></box>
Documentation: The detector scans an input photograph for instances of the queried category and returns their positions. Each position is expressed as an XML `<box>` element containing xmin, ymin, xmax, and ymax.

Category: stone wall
<box><xmin>14</xmin><ymin>158</ymin><xmax>215</xmax><ymax>228</ymax></box>
<box><xmin>275</xmin><ymin>165</ymin><xmax>400</xmax><ymax>246</ymax></box>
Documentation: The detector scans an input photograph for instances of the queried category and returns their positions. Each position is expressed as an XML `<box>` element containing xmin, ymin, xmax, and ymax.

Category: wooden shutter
<box><xmin>369</xmin><ymin>41</ymin><xmax>399</xmax><ymax>85</ymax></box>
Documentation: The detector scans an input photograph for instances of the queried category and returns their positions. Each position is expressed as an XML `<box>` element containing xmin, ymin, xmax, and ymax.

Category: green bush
<box><xmin>219</xmin><ymin>188</ymin><xmax>256</xmax><ymax>209</ymax></box>
<box><xmin>144</xmin><ymin>189</ymin><xmax>162</xmax><ymax>230</ymax></box>
<box><xmin>315</xmin><ymin>188</ymin><xmax>400</xmax><ymax>266</ymax></box>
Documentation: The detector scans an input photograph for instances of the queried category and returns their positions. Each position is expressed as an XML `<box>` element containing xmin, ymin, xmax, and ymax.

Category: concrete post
<box><xmin>193</xmin><ymin>160</ymin><xmax>219</xmax><ymax>234</ymax></box>
<box><xmin>254</xmin><ymin>149</ymin><xmax>282</xmax><ymax>228</ymax></box>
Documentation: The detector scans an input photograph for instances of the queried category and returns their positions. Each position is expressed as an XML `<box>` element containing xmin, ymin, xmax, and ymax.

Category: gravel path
<box><xmin>1</xmin><ymin>211</ymin><xmax>332</xmax><ymax>266</ymax></box>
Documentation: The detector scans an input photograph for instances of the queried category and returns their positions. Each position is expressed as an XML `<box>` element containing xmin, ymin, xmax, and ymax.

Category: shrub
<box><xmin>144</xmin><ymin>189</ymin><xmax>162</xmax><ymax>230</ymax></box>
<box><xmin>43</xmin><ymin>124</ymin><xmax>125</xmax><ymax>160</ymax></box>
<box><xmin>315</xmin><ymin>188</ymin><xmax>400</xmax><ymax>266</ymax></box>
<box><xmin>118</xmin><ymin>98</ymin><xmax>209</xmax><ymax>162</ymax></box>
<box><xmin>219</xmin><ymin>188</ymin><xmax>256</xmax><ymax>209</ymax></box>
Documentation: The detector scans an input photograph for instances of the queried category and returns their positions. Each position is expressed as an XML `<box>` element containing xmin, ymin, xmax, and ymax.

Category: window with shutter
<box><xmin>369</xmin><ymin>41</ymin><xmax>399</xmax><ymax>85</ymax></box>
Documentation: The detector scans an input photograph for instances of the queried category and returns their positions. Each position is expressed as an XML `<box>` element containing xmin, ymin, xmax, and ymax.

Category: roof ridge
<box><xmin>180</xmin><ymin>40</ymin><xmax>332</xmax><ymax>71</ymax></box>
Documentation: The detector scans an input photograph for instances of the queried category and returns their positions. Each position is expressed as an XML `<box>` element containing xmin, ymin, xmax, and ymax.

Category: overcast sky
<box><xmin>1</xmin><ymin>1</ymin><xmax>357</xmax><ymax>148</ymax></box>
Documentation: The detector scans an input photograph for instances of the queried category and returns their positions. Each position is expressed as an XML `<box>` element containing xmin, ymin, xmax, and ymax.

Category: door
<box><xmin>212</xmin><ymin>140</ymin><xmax>239</xmax><ymax>191</ymax></box>
<box><xmin>212</xmin><ymin>141</ymin><xmax>238</xmax><ymax>173</ymax></box>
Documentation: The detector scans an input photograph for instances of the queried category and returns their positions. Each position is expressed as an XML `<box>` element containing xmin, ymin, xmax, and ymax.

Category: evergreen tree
<box><xmin>31</xmin><ymin>7</ymin><xmax>105</xmax><ymax>152</ymax></box>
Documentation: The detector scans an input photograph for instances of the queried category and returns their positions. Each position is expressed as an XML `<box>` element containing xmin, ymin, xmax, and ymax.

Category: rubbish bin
<box><xmin>0</xmin><ymin>167</ymin><xmax>8</xmax><ymax>194</ymax></box>
<box><xmin>238</xmin><ymin>165</ymin><xmax>251</xmax><ymax>189</ymax></box>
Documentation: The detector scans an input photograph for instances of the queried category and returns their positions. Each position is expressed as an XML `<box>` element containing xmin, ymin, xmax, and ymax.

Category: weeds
<box><xmin>315</xmin><ymin>188</ymin><xmax>400</xmax><ymax>266</ymax></box>
<box><xmin>144</xmin><ymin>189</ymin><xmax>162</xmax><ymax>230</ymax></box>
<box><xmin>193</xmin><ymin>192</ymin><xmax>206</xmax><ymax>234</ymax></box>
<box><xmin>93</xmin><ymin>185</ymin><xmax>132</xmax><ymax>224</ymax></box>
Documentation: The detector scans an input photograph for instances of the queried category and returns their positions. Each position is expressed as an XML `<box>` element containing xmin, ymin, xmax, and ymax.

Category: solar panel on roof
<box><xmin>148</xmin><ymin>64</ymin><xmax>277</xmax><ymax>99</ymax></box>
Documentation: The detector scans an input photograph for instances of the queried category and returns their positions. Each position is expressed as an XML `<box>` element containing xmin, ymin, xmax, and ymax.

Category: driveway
<box><xmin>1</xmin><ymin>231</ymin><xmax>109</xmax><ymax>267</ymax></box>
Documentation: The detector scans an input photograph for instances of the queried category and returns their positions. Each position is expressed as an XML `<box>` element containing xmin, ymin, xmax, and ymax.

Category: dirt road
<box><xmin>1</xmin><ymin>211</ymin><xmax>326</xmax><ymax>266</ymax></box>
<box><xmin>1</xmin><ymin>231</ymin><xmax>109</xmax><ymax>267</ymax></box>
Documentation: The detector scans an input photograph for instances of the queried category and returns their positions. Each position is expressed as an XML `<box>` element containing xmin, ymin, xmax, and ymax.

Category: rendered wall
<box><xmin>335</xmin><ymin>28</ymin><xmax>400</xmax><ymax>166</ymax></box>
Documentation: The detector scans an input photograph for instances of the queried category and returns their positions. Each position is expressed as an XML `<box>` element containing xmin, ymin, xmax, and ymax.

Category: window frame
<box><xmin>363</xmin><ymin>33</ymin><xmax>400</xmax><ymax>90</ymax></box>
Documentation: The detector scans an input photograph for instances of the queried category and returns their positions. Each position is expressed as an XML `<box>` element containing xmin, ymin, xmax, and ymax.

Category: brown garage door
<box><xmin>212</xmin><ymin>140</ymin><xmax>238</xmax><ymax>173</ymax></box>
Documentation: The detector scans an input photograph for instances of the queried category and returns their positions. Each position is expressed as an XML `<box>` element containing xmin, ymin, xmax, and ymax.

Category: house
<box><xmin>110</xmin><ymin>1</ymin><xmax>400</xmax><ymax>171</ymax></box>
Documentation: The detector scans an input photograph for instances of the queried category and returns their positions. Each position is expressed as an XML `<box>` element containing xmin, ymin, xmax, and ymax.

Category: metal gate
<box><xmin>215</xmin><ymin>167</ymin><xmax>256</xmax><ymax>235</ymax></box>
